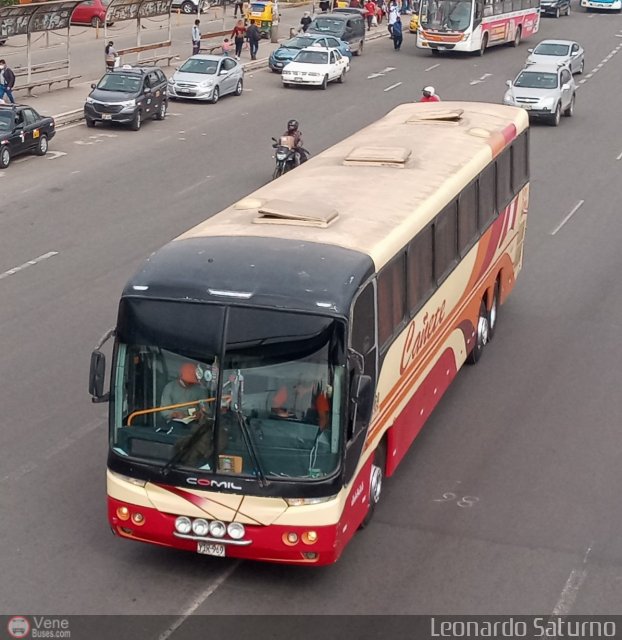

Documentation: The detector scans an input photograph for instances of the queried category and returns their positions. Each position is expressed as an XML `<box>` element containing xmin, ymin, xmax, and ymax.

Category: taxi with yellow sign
<box><xmin>0</xmin><ymin>103</ymin><xmax>56</xmax><ymax>169</ymax></box>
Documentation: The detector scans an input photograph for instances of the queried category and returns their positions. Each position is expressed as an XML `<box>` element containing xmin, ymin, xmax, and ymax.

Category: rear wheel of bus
<box><xmin>360</xmin><ymin>440</ymin><xmax>386</xmax><ymax>529</ymax></box>
<box><xmin>466</xmin><ymin>299</ymin><xmax>489</xmax><ymax>364</ymax></box>
<box><xmin>487</xmin><ymin>279</ymin><xmax>500</xmax><ymax>341</ymax></box>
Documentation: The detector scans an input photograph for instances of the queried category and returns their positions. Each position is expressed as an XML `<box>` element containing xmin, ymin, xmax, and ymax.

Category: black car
<box><xmin>540</xmin><ymin>0</ymin><xmax>571</xmax><ymax>16</ymax></box>
<box><xmin>84</xmin><ymin>65</ymin><xmax>168</xmax><ymax>131</ymax></box>
<box><xmin>0</xmin><ymin>104</ymin><xmax>55</xmax><ymax>169</ymax></box>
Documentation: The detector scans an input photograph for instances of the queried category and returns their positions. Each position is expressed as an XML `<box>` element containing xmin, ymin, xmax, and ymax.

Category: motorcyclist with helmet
<box><xmin>282</xmin><ymin>119</ymin><xmax>307</xmax><ymax>166</ymax></box>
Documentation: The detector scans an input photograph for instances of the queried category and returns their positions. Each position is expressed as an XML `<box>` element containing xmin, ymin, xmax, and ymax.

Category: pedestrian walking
<box><xmin>104</xmin><ymin>41</ymin><xmax>117</xmax><ymax>72</ymax></box>
<box><xmin>391</xmin><ymin>15</ymin><xmax>402</xmax><ymax>49</ymax></box>
<box><xmin>234</xmin><ymin>0</ymin><xmax>244</xmax><ymax>17</ymax></box>
<box><xmin>242</xmin><ymin>0</ymin><xmax>250</xmax><ymax>23</ymax></box>
<box><xmin>222</xmin><ymin>37</ymin><xmax>232</xmax><ymax>56</ymax></box>
<box><xmin>0</xmin><ymin>59</ymin><xmax>15</xmax><ymax>104</ymax></box>
<box><xmin>387</xmin><ymin>0</ymin><xmax>398</xmax><ymax>35</ymax></box>
<box><xmin>364</xmin><ymin>0</ymin><xmax>376</xmax><ymax>29</ymax></box>
<box><xmin>246</xmin><ymin>20</ymin><xmax>260</xmax><ymax>60</ymax></box>
<box><xmin>231</xmin><ymin>20</ymin><xmax>247</xmax><ymax>59</ymax></box>
<box><xmin>300</xmin><ymin>10</ymin><xmax>312</xmax><ymax>32</ymax></box>
<box><xmin>192</xmin><ymin>19</ymin><xmax>201</xmax><ymax>55</ymax></box>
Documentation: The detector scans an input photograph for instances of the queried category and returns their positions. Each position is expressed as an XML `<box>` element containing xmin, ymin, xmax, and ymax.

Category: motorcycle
<box><xmin>271</xmin><ymin>135</ymin><xmax>309</xmax><ymax>180</ymax></box>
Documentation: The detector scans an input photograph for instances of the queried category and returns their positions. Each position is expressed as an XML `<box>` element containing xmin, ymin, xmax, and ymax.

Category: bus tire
<box><xmin>477</xmin><ymin>33</ymin><xmax>488</xmax><ymax>56</ymax></box>
<box><xmin>487</xmin><ymin>279</ymin><xmax>500</xmax><ymax>341</ymax></box>
<box><xmin>510</xmin><ymin>25</ymin><xmax>521</xmax><ymax>47</ymax></box>
<box><xmin>359</xmin><ymin>441</ymin><xmax>386</xmax><ymax>530</ymax></box>
<box><xmin>466</xmin><ymin>299</ymin><xmax>489</xmax><ymax>364</ymax></box>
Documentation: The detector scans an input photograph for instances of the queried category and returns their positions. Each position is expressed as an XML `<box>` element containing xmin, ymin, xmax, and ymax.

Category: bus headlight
<box><xmin>192</xmin><ymin>518</ymin><xmax>210</xmax><ymax>536</ymax></box>
<box><xmin>175</xmin><ymin>516</ymin><xmax>192</xmax><ymax>534</ymax></box>
<box><xmin>285</xmin><ymin>496</ymin><xmax>335</xmax><ymax>506</ymax></box>
<box><xmin>227</xmin><ymin>522</ymin><xmax>245</xmax><ymax>540</ymax></box>
<box><xmin>209</xmin><ymin>520</ymin><xmax>226</xmax><ymax>538</ymax></box>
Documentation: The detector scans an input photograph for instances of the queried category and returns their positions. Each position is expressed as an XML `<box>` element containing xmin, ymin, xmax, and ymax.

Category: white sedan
<box><xmin>282</xmin><ymin>47</ymin><xmax>350</xmax><ymax>89</ymax></box>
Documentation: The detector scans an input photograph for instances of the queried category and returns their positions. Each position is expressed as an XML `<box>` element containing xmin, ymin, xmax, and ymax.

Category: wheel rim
<box><xmin>477</xmin><ymin>312</ymin><xmax>489</xmax><ymax>348</ymax></box>
<box><xmin>370</xmin><ymin>463</ymin><xmax>382</xmax><ymax>505</ymax></box>
<box><xmin>555</xmin><ymin>106</ymin><xmax>560</xmax><ymax>123</ymax></box>
<box><xmin>213</xmin><ymin>87</ymin><xmax>219</xmax><ymax>102</ymax></box>
<box><xmin>136</xmin><ymin>112</ymin><xmax>141</xmax><ymax>128</ymax></box>
<box><xmin>489</xmin><ymin>295</ymin><xmax>497</xmax><ymax>331</ymax></box>
<box><xmin>40</xmin><ymin>136</ymin><xmax>48</xmax><ymax>153</ymax></box>
<box><xmin>237</xmin><ymin>80</ymin><xmax>242</xmax><ymax>94</ymax></box>
<box><xmin>182</xmin><ymin>3</ymin><xmax>192</xmax><ymax>12</ymax></box>
<box><xmin>160</xmin><ymin>102</ymin><xmax>166</xmax><ymax>117</ymax></box>
<box><xmin>1</xmin><ymin>148</ymin><xmax>9</xmax><ymax>165</ymax></box>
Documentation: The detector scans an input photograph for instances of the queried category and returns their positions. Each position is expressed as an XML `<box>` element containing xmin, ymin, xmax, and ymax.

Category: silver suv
<box><xmin>503</xmin><ymin>62</ymin><xmax>576</xmax><ymax>126</ymax></box>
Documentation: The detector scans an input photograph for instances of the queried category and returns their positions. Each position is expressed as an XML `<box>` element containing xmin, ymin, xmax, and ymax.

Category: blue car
<box><xmin>269</xmin><ymin>33</ymin><xmax>352</xmax><ymax>72</ymax></box>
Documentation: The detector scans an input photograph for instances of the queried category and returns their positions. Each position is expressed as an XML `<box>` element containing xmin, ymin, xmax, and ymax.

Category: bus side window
<box><xmin>511</xmin><ymin>133</ymin><xmax>529</xmax><ymax>194</ymax></box>
<box><xmin>492</xmin><ymin>0</ymin><xmax>502</xmax><ymax>14</ymax></box>
<box><xmin>351</xmin><ymin>282</ymin><xmax>377</xmax><ymax>379</ymax></box>
<box><xmin>474</xmin><ymin>0</ymin><xmax>483</xmax><ymax>21</ymax></box>
<box><xmin>407</xmin><ymin>224</ymin><xmax>434</xmax><ymax>315</ymax></box>
<box><xmin>434</xmin><ymin>200</ymin><xmax>458</xmax><ymax>283</ymax></box>
<box><xmin>496</xmin><ymin>149</ymin><xmax>513</xmax><ymax>213</ymax></box>
<box><xmin>377</xmin><ymin>253</ymin><xmax>407</xmax><ymax>348</ymax></box>
<box><xmin>483</xmin><ymin>0</ymin><xmax>493</xmax><ymax>15</ymax></box>
<box><xmin>478</xmin><ymin>163</ymin><xmax>496</xmax><ymax>231</ymax></box>
<box><xmin>458</xmin><ymin>181</ymin><xmax>479</xmax><ymax>257</ymax></box>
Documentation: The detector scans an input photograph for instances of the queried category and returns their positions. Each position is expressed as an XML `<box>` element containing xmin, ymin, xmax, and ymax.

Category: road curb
<box><xmin>55</xmin><ymin>109</ymin><xmax>85</xmax><ymax>127</ymax></box>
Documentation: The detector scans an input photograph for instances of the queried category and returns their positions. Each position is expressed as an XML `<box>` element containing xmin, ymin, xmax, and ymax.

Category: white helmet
<box><xmin>422</xmin><ymin>86</ymin><xmax>435</xmax><ymax>96</ymax></box>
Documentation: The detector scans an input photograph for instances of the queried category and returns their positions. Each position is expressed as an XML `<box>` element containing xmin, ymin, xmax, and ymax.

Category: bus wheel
<box><xmin>359</xmin><ymin>441</ymin><xmax>386</xmax><ymax>529</ymax></box>
<box><xmin>477</xmin><ymin>33</ymin><xmax>488</xmax><ymax>56</ymax></box>
<box><xmin>510</xmin><ymin>26</ymin><xmax>521</xmax><ymax>48</ymax></box>
<box><xmin>487</xmin><ymin>279</ymin><xmax>500</xmax><ymax>341</ymax></box>
<box><xmin>466</xmin><ymin>299</ymin><xmax>489</xmax><ymax>364</ymax></box>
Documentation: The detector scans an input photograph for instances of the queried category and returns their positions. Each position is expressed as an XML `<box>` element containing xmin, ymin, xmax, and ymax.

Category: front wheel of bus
<box><xmin>359</xmin><ymin>442</ymin><xmax>386</xmax><ymax>529</ymax></box>
<box><xmin>477</xmin><ymin>33</ymin><xmax>488</xmax><ymax>56</ymax></box>
<box><xmin>510</xmin><ymin>26</ymin><xmax>521</xmax><ymax>48</ymax></box>
<box><xmin>466</xmin><ymin>300</ymin><xmax>489</xmax><ymax>365</ymax></box>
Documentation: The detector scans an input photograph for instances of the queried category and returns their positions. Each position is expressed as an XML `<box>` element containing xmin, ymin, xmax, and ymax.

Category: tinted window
<box><xmin>222</xmin><ymin>58</ymin><xmax>237</xmax><ymax>70</ymax></box>
<box><xmin>22</xmin><ymin>108</ymin><xmax>38</xmax><ymax>125</ymax></box>
<box><xmin>511</xmin><ymin>132</ymin><xmax>529</xmax><ymax>193</ymax></box>
<box><xmin>478</xmin><ymin>163</ymin><xmax>496</xmax><ymax>230</ymax></box>
<box><xmin>351</xmin><ymin>283</ymin><xmax>375</xmax><ymax>355</ymax></box>
<box><xmin>458</xmin><ymin>181</ymin><xmax>478</xmax><ymax>256</ymax></box>
<box><xmin>407</xmin><ymin>225</ymin><xmax>434</xmax><ymax>314</ymax></box>
<box><xmin>561</xmin><ymin>69</ymin><xmax>571</xmax><ymax>84</ymax></box>
<box><xmin>378</xmin><ymin>253</ymin><xmax>406</xmax><ymax>347</ymax></box>
<box><xmin>434</xmin><ymin>201</ymin><xmax>458</xmax><ymax>282</ymax></box>
<box><xmin>496</xmin><ymin>149</ymin><xmax>512</xmax><ymax>212</ymax></box>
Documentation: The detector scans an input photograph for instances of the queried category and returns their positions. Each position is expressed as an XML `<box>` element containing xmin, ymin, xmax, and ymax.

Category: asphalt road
<box><xmin>1</xmin><ymin>6</ymin><xmax>622</xmax><ymax>626</ymax></box>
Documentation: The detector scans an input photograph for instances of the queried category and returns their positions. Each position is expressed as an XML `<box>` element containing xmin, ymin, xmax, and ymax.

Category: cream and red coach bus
<box><xmin>89</xmin><ymin>102</ymin><xmax>529</xmax><ymax>566</ymax></box>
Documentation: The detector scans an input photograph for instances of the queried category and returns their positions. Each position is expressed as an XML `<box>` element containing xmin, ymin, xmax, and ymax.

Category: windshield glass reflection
<box><xmin>420</xmin><ymin>0</ymin><xmax>472</xmax><ymax>31</ymax></box>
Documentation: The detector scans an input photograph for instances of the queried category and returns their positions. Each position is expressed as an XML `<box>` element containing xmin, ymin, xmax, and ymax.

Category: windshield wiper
<box><xmin>232</xmin><ymin>408</ymin><xmax>269</xmax><ymax>488</ymax></box>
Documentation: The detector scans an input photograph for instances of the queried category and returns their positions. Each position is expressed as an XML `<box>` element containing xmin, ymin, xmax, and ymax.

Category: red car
<box><xmin>71</xmin><ymin>0</ymin><xmax>114</xmax><ymax>27</ymax></box>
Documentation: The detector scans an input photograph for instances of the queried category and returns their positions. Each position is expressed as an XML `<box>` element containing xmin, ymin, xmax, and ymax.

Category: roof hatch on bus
<box><xmin>343</xmin><ymin>146</ymin><xmax>411</xmax><ymax>168</ymax></box>
<box><xmin>406</xmin><ymin>109</ymin><xmax>464</xmax><ymax>124</ymax></box>
<box><xmin>253</xmin><ymin>199</ymin><xmax>339</xmax><ymax>228</ymax></box>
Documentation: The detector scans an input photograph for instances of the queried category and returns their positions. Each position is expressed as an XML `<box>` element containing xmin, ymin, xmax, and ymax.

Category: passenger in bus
<box><xmin>160</xmin><ymin>363</ymin><xmax>207</xmax><ymax>423</ymax></box>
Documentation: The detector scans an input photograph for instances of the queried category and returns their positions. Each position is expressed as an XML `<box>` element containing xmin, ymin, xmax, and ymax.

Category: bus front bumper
<box><xmin>108</xmin><ymin>496</ymin><xmax>342</xmax><ymax>566</ymax></box>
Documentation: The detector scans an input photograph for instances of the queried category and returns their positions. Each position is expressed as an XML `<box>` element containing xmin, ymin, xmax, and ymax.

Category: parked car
<box><xmin>526</xmin><ymin>39</ymin><xmax>584</xmax><ymax>74</ymax></box>
<box><xmin>282</xmin><ymin>46</ymin><xmax>349</xmax><ymax>89</ymax></box>
<box><xmin>539</xmin><ymin>0</ymin><xmax>571</xmax><ymax>16</ymax></box>
<box><xmin>503</xmin><ymin>62</ymin><xmax>576</xmax><ymax>126</ymax></box>
<box><xmin>171</xmin><ymin>0</ymin><xmax>205</xmax><ymax>14</ymax></box>
<box><xmin>0</xmin><ymin>104</ymin><xmax>55</xmax><ymax>169</ymax></box>
<box><xmin>306</xmin><ymin>12</ymin><xmax>365</xmax><ymax>56</ymax></box>
<box><xmin>71</xmin><ymin>0</ymin><xmax>114</xmax><ymax>27</ymax></box>
<box><xmin>269</xmin><ymin>33</ymin><xmax>351</xmax><ymax>72</ymax></box>
<box><xmin>168</xmin><ymin>55</ymin><xmax>244</xmax><ymax>103</ymax></box>
<box><xmin>84</xmin><ymin>65</ymin><xmax>168</xmax><ymax>130</ymax></box>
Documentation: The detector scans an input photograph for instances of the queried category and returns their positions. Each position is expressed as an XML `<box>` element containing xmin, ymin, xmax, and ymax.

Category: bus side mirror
<box><xmin>351</xmin><ymin>374</ymin><xmax>373</xmax><ymax>433</ymax></box>
<box><xmin>89</xmin><ymin>350</ymin><xmax>109</xmax><ymax>402</ymax></box>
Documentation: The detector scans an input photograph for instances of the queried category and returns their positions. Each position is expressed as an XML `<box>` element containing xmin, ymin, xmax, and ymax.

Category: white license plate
<box><xmin>293</xmin><ymin>77</ymin><xmax>303</xmax><ymax>82</ymax></box>
<box><xmin>197</xmin><ymin>542</ymin><xmax>225</xmax><ymax>557</ymax></box>
<box><xmin>102</xmin><ymin>113</ymin><xmax>112</xmax><ymax>120</ymax></box>
<box><xmin>522</xmin><ymin>105</ymin><xmax>532</xmax><ymax>110</ymax></box>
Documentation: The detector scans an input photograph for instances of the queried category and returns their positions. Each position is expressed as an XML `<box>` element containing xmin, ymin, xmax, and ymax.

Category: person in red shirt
<box><xmin>364</xmin><ymin>0</ymin><xmax>377</xmax><ymax>29</ymax></box>
<box><xmin>420</xmin><ymin>86</ymin><xmax>441</xmax><ymax>102</ymax></box>
<box><xmin>230</xmin><ymin>20</ymin><xmax>247</xmax><ymax>59</ymax></box>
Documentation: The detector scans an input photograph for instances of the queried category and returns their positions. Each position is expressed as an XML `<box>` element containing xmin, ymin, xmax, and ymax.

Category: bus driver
<box><xmin>160</xmin><ymin>363</ymin><xmax>207</xmax><ymax>423</ymax></box>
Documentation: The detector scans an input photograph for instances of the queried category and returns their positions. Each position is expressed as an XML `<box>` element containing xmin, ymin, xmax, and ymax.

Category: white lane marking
<box><xmin>470</xmin><ymin>79</ymin><xmax>482</xmax><ymax>85</ymax></box>
<box><xmin>368</xmin><ymin>72</ymin><xmax>385</xmax><ymax>79</ymax></box>
<box><xmin>551</xmin><ymin>543</ymin><xmax>593</xmax><ymax>617</ymax></box>
<box><xmin>616</xmin><ymin>33</ymin><xmax>622</xmax><ymax>37</ymax></box>
<box><xmin>551</xmin><ymin>200</ymin><xmax>585</xmax><ymax>236</ymax></box>
<box><xmin>579</xmin><ymin>79</ymin><xmax>587</xmax><ymax>84</ymax></box>
<box><xmin>379</xmin><ymin>66</ymin><xmax>396</xmax><ymax>73</ymax></box>
<box><xmin>425</xmin><ymin>63</ymin><xmax>440</xmax><ymax>71</ymax></box>
<box><xmin>585</xmin><ymin>73</ymin><xmax>593</xmax><ymax>79</ymax></box>
<box><xmin>384</xmin><ymin>82</ymin><xmax>402</xmax><ymax>92</ymax></box>
<box><xmin>157</xmin><ymin>561</ymin><xmax>241</xmax><ymax>640</ymax></box>
<box><xmin>0</xmin><ymin>251</ymin><xmax>59</xmax><ymax>281</ymax></box>
<box><xmin>616</xmin><ymin>151</ymin><xmax>622</xmax><ymax>161</ymax></box>
<box><xmin>46</xmin><ymin>151</ymin><xmax>67</xmax><ymax>160</ymax></box>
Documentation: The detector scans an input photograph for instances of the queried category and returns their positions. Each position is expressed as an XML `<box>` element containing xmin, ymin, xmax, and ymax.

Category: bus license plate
<box><xmin>197</xmin><ymin>542</ymin><xmax>225</xmax><ymax>557</ymax></box>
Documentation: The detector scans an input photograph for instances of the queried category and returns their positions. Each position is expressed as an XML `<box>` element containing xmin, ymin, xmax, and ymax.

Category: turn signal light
<box><xmin>301</xmin><ymin>552</ymin><xmax>318</xmax><ymax>560</ymax></box>
<box><xmin>131</xmin><ymin>512</ymin><xmax>145</xmax><ymax>526</ymax></box>
<box><xmin>301</xmin><ymin>531</ymin><xmax>318</xmax><ymax>545</ymax></box>
<box><xmin>282</xmin><ymin>532</ymin><xmax>299</xmax><ymax>546</ymax></box>
<box><xmin>116</xmin><ymin>506</ymin><xmax>130</xmax><ymax>521</ymax></box>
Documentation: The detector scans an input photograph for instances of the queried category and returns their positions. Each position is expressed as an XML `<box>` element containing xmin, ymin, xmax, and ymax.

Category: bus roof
<box><xmin>178</xmin><ymin>102</ymin><xmax>528</xmax><ymax>272</ymax></box>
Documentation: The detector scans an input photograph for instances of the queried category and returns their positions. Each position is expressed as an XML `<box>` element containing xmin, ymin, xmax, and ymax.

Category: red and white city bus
<box><xmin>89</xmin><ymin>102</ymin><xmax>530</xmax><ymax>565</ymax></box>
<box><xmin>417</xmin><ymin>0</ymin><xmax>540</xmax><ymax>56</ymax></box>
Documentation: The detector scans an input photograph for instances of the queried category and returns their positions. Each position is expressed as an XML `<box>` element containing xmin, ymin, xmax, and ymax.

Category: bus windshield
<box><xmin>420</xmin><ymin>0</ymin><xmax>473</xmax><ymax>31</ymax></box>
<box><xmin>111</xmin><ymin>301</ymin><xmax>345</xmax><ymax>482</ymax></box>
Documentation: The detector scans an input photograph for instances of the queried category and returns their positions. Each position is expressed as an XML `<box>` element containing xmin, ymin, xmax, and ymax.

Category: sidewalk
<box><xmin>13</xmin><ymin>15</ymin><xmax>392</xmax><ymax>125</ymax></box>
